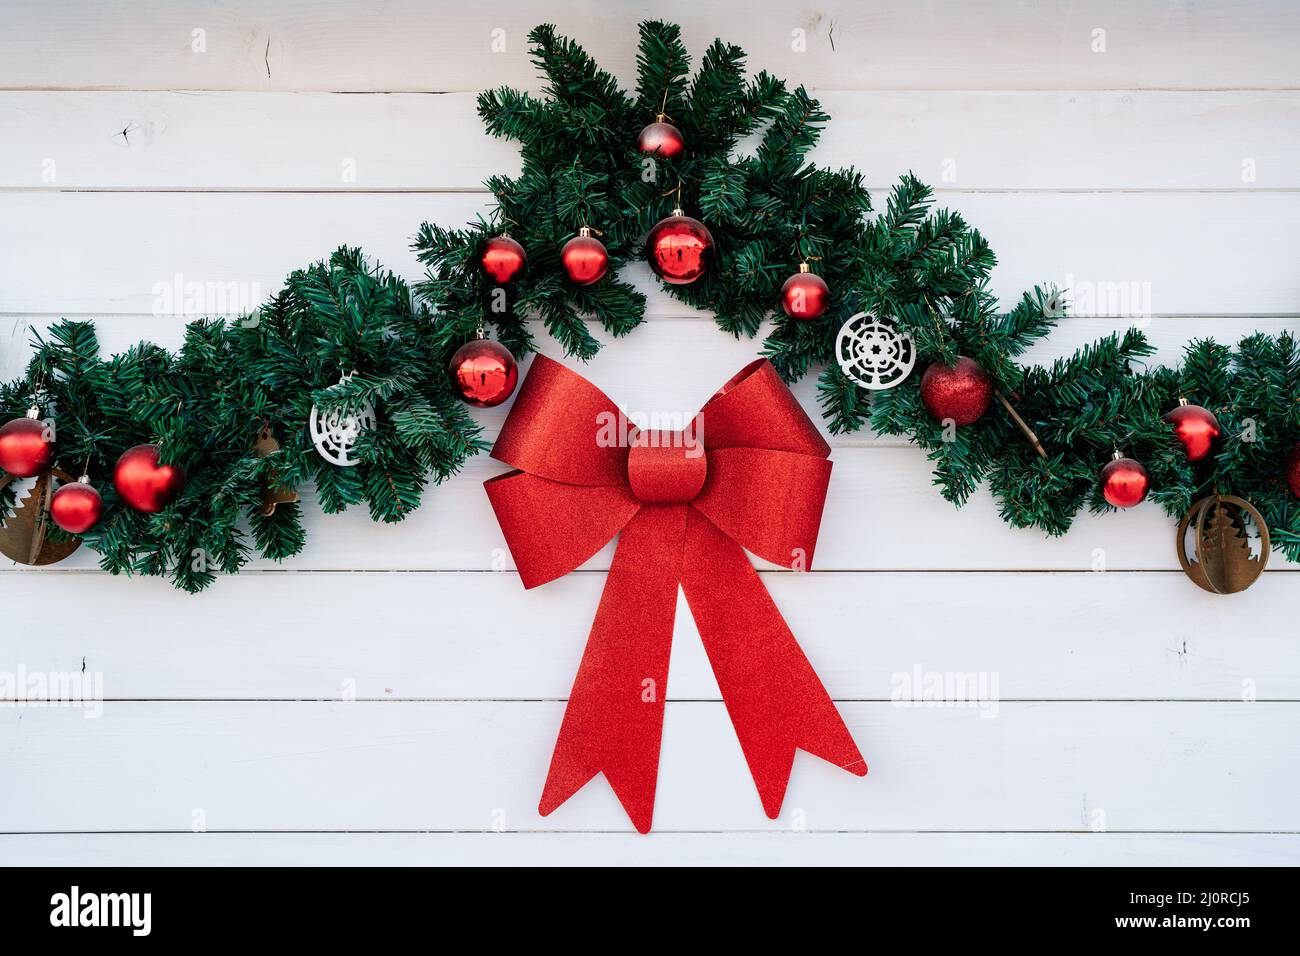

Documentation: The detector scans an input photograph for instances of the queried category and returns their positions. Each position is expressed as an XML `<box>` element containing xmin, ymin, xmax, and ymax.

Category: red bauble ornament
<box><xmin>113</xmin><ymin>444</ymin><xmax>186</xmax><ymax>513</ymax></box>
<box><xmin>1100</xmin><ymin>453</ymin><xmax>1150</xmax><ymax>508</ymax></box>
<box><xmin>636</xmin><ymin>116</ymin><xmax>685</xmax><ymax>158</ymax></box>
<box><xmin>480</xmin><ymin>235</ymin><xmax>527</xmax><ymax>285</ymax></box>
<box><xmin>780</xmin><ymin>263</ymin><xmax>829</xmax><ymax>320</ymax></box>
<box><xmin>1285</xmin><ymin>443</ymin><xmax>1300</xmax><ymax>499</ymax></box>
<box><xmin>51</xmin><ymin>476</ymin><xmax>104</xmax><ymax>533</ymax></box>
<box><xmin>449</xmin><ymin>335</ymin><xmax>518</xmax><ymax>408</ymax></box>
<box><xmin>1164</xmin><ymin>399</ymin><xmax>1220</xmax><ymax>462</ymax></box>
<box><xmin>0</xmin><ymin>408</ymin><xmax>54</xmax><ymax>478</ymax></box>
<box><xmin>646</xmin><ymin>210</ymin><xmax>713</xmax><ymax>285</ymax></box>
<box><xmin>919</xmin><ymin>357</ymin><xmax>993</xmax><ymax>426</ymax></box>
<box><xmin>560</xmin><ymin>228</ymin><xmax>609</xmax><ymax>285</ymax></box>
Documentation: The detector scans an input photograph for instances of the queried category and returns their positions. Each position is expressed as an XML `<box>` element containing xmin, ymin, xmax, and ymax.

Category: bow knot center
<box><xmin>627</xmin><ymin>430</ymin><xmax>707</xmax><ymax>504</ymax></box>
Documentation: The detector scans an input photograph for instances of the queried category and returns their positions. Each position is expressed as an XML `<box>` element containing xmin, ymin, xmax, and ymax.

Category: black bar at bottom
<box><xmin>0</xmin><ymin>865</ymin><xmax>1286</xmax><ymax>941</ymax></box>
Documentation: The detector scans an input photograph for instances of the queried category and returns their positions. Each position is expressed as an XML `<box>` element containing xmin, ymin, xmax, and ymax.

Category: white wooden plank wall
<box><xmin>1</xmin><ymin>1</ymin><xmax>1298</xmax><ymax>867</ymax></box>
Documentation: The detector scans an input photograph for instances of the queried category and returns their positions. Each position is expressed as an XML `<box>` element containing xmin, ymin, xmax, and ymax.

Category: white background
<box><xmin>2</xmin><ymin>0</ymin><xmax>1299</xmax><ymax>866</ymax></box>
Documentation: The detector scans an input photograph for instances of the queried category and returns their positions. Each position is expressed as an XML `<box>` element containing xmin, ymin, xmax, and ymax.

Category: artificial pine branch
<box><xmin>4</xmin><ymin>19</ymin><xmax>1299</xmax><ymax>590</ymax></box>
<box><xmin>2</xmin><ymin>249</ymin><xmax>486</xmax><ymax>592</ymax></box>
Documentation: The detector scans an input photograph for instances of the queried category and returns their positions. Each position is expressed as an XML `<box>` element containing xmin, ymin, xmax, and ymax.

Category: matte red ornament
<box><xmin>559</xmin><ymin>228</ymin><xmax>609</xmax><ymax>285</ymax></box>
<box><xmin>113</xmin><ymin>443</ymin><xmax>186</xmax><ymax>513</ymax></box>
<box><xmin>780</xmin><ymin>263</ymin><xmax>829</xmax><ymax>320</ymax></box>
<box><xmin>480</xmin><ymin>235</ymin><xmax>527</xmax><ymax>285</ymax></box>
<box><xmin>1164</xmin><ymin>399</ymin><xmax>1220</xmax><ymax>462</ymax></box>
<box><xmin>484</xmin><ymin>355</ymin><xmax>866</xmax><ymax>833</ymax></box>
<box><xmin>0</xmin><ymin>409</ymin><xmax>54</xmax><ymax>478</ymax></box>
<box><xmin>449</xmin><ymin>336</ymin><xmax>518</xmax><ymax>408</ymax></box>
<box><xmin>636</xmin><ymin>116</ymin><xmax>685</xmax><ymax>158</ymax></box>
<box><xmin>646</xmin><ymin>210</ymin><xmax>713</xmax><ymax>285</ymax></box>
<box><xmin>1286</xmin><ymin>443</ymin><xmax>1300</xmax><ymax>499</ymax></box>
<box><xmin>919</xmin><ymin>357</ymin><xmax>993</xmax><ymax>426</ymax></box>
<box><xmin>1100</xmin><ymin>453</ymin><xmax>1150</xmax><ymax>508</ymax></box>
<box><xmin>50</xmin><ymin>476</ymin><xmax>104</xmax><ymax>533</ymax></box>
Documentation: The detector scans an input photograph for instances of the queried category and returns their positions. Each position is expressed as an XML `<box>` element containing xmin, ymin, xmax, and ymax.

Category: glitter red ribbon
<box><xmin>485</xmin><ymin>355</ymin><xmax>866</xmax><ymax>832</ymax></box>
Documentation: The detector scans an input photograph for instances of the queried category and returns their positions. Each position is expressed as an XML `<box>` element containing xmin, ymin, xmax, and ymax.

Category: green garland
<box><xmin>1</xmin><ymin>252</ymin><xmax>486</xmax><ymax>591</ymax></box>
<box><xmin>2</xmin><ymin>20</ymin><xmax>1298</xmax><ymax>592</ymax></box>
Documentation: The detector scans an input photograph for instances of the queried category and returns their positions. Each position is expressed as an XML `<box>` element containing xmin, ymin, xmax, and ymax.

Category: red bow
<box><xmin>485</xmin><ymin>355</ymin><xmax>866</xmax><ymax>832</ymax></box>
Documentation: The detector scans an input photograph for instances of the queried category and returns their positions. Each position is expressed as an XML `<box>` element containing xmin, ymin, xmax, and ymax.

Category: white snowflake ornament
<box><xmin>835</xmin><ymin>311</ymin><xmax>916</xmax><ymax>391</ymax></box>
<box><xmin>308</xmin><ymin>373</ymin><xmax>376</xmax><ymax>467</ymax></box>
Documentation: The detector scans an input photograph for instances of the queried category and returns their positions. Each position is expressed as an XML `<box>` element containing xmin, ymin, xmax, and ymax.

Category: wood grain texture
<box><xmin>2</xmin><ymin>701</ymin><xmax>1296</xmax><ymax>832</ymax></box>
<box><xmin>2</xmin><ymin>191</ymin><xmax>1298</xmax><ymax>317</ymax></box>
<box><xmin>3</xmin><ymin>832</ymin><xmax>1296</xmax><ymax>866</ymax></box>
<box><xmin>1</xmin><ymin>571</ymin><xmax>1296</xmax><ymax>701</ymax></box>
<box><xmin>2</xmin><ymin>1</ymin><xmax>1298</xmax><ymax>92</ymax></box>
<box><xmin>4</xmin><ymin>90</ymin><xmax>1297</xmax><ymax>191</ymax></box>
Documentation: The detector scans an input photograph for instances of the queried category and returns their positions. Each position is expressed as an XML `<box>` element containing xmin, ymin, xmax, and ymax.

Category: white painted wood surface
<box><xmin>1</xmin><ymin>1</ymin><xmax>1298</xmax><ymax>867</ymax></box>
<box><xmin>5</xmin><ymin>90</ymin><xmax>1299</xmax><ymax>191</ymax></box>
<box><xmin>3</xmin><ymin>192</ymin><xmax>1298</xmax><ymax>316</ymax></box>
<box><xmin>4</xmin><ymin>702</ymin><xmax>1297</xmax><ymax>831</ymax></box>
<box><xmin>2</xmin><ymin>1</ymin><xmax>1299</xmax><ymax>91</ymax></box>
<box><xmin>7</xmin><ymin>833</ymin><xmax>1298</xmax><ymax>867</ymax></box>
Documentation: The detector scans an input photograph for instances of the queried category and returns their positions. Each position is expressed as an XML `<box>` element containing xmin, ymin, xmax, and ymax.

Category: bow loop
<box><xmin>700</xmin><ymin>359</ymin><xmax>830</xmax><ymax>457</ymax></box>
<box><xmin>485</xmin><ymin>471</ymin><xmax>640</xmax><ymax>588</ymax></box>
<box><xmin>492</xmin><ymin>355</ymin><xmax>628</xmax><ymax>486</ymax></box>
<box><xmin>483</xmin><ymin>356</ymin><xmax>865</xmax><ymax>832</ymax></box>
<box><xmin>692</xmin><ymin>447</ymin><xmax>831</xmax><ymax>569</ymax></box>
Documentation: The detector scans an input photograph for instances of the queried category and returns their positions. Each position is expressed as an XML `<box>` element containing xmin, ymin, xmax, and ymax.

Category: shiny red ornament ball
<box><xmin>919</xmin><ymin>357</ymin><xmax>993</xmax><ymax>426</ymax></box>
<box><xmin>560</xmin><ymin>232</ymin><xmax>609</xmax><ymax>285</ymax></box>
<box><xmin>1163</xmin><ymin>400</ymin><xmax>1220</xmax><ymax>462</ymax></box>
<box><xmin>780</xmin><ymin>266</ymin><xmax>829</xmax><ymax>320</ymax></box>
<box><xmin>1100</xmin><ymin>455</ymin><xmax>1150</xmax><ymax>508</ymax></box>
<box><xmin>646</xmin><ymin>213</ymin><xmax>713</xmax><ymax>285</ymax></box>
<box><xmin>480</xmin><ymin>235</ymin><xmax>527</xmax><ymax>285</ymax></box>
<box><xmin>449</xmin><ymin>337</ymin><xmax>518</xmax><ymax>408</ymax></box>
<box><xmin>51</xmin><ymin>477</ymin><xmax>104</xmax><ymax>533</ymax></box>
<box><xmin>0</xmin><ymin>412</ymin><xmax>54</xmax><ymax>478</ymax></box>
<box><xmin>636</xmin><ymin>118</ymin><xmax>685</xmax><ymax>158</ymax></box>
<box><xmin>113</xmin><ymin>443</ymin><xmax>186</xmax><ymax>513</ymax></box>
<box><xmin>1285</xmin><ymin>443</ymin><xmax>1300</xmax><ymax>499</ymax></box>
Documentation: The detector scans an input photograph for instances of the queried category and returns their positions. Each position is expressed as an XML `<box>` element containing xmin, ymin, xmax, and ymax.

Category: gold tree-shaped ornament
<box><xmin>0</xmin><ymin>468</ymin><xmax>82</xmax><ymax>566</ymax></box>
<box><xmin>1176</xmin><ymin>494</ymin><xmax>1270</xmax><ymax>594</ymax></box>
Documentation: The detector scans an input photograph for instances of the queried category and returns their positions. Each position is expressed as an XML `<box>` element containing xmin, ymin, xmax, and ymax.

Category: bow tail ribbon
<box><xmin>538</xmin><ymin>505</ymin><xmax>685</xmax><ymax>832</ymax></box>
<box><xmin>680</xmin><ymin>508</ymin><xmax>866</xmax><ymax>819</ymax></box>
<box><xmin>539</xmin><ymin>502</ymin><xmax>864</xmax><ymax>833</ymax></box>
